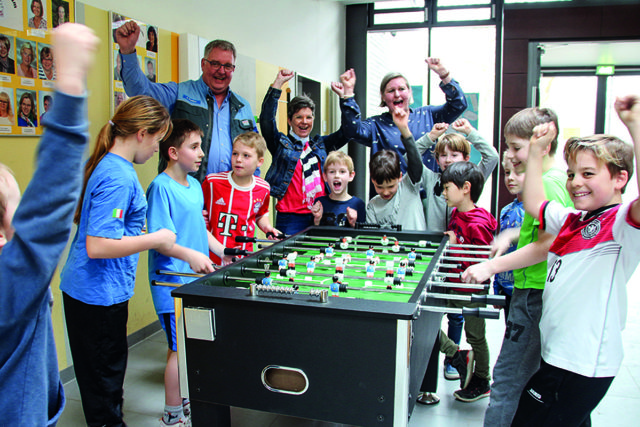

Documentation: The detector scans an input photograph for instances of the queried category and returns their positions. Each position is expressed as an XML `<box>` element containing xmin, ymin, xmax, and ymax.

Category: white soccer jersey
<box><xmin>202</xmin><ymin>172</ymin><xmax>271</xmax><ymax>264</ymax></box>
<box><xmin>540</xmin><ymin>200</ymin><xmax>640</xmax><ymax>377</ymax></box>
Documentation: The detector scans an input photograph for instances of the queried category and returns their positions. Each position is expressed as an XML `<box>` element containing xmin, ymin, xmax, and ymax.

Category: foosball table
<box><xmin>169</xmin><ymin>226</ymin><xmax>501</xmax><ymax>427</ymax></box>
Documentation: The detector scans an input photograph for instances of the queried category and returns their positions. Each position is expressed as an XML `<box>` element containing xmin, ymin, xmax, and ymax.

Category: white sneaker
<box><xmin>159</xmin><ymin>417</ymin><xmax>191</xmax><ymax>427</ymax></box>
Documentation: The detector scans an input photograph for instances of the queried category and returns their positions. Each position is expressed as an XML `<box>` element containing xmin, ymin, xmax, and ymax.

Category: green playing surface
<box><xmin>247</xmin><ymin>235</ymin><xmax>436</xmax><ymax>303</ymax></box>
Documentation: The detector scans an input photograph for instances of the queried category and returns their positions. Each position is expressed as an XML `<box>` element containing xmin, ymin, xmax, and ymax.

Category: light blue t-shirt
<box><xmin>147</xmin><ymin>173</ymin><xmax>209</xmax><ymax>314</ymax></box>
<box><xmin>60</xmin><ymin>153</ymin><xmax>147</xmax><ymax>306</ymax></box>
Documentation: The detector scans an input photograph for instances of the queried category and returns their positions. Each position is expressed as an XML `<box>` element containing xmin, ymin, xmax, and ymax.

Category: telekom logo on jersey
<box><xmin>217</xmin><ymin>212</ymin><xmax>247</xmax><ymax>237</ymax></box>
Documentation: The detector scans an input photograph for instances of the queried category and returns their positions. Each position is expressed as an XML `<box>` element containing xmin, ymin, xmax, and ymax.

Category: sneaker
<box><xmin>182</xmin><ymin>398</ymin><xmax>191</xmax><ymax>418</ymax></box>
<box><xmin>450</xmin><ymin>349</ymin><xmax>474</xmax><ymax>389</ymax></box>
<box><xmin>453</xmin><ymin>375</ymin><xmax>490</xmax><ymax>402</ymax></box>
<box><xmin>444</xmin><ymin>361</ymin><xmax>460</xmax><ymax>380</ymax></box>
<box><xmin>416</xmin><ymin>392</ymin><xmax>440</xmax><ymax>405</ymax></box>
<box><xmin>159</xmin><ymin>417</ymin><xmax>191</xmax><ymax>427</ymax></box>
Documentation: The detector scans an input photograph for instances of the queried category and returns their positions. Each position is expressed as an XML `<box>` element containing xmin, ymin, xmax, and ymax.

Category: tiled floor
<box><xmin>60</xmin><ymin>274</ymin><xmax>640</xmax><ymax>426</ymax></box>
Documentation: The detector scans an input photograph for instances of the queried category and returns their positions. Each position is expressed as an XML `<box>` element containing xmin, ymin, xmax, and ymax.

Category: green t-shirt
<box><xmin>513</xmin><ymin>166</ymin><xmax>573</xmax><ymax>290</ymax></box>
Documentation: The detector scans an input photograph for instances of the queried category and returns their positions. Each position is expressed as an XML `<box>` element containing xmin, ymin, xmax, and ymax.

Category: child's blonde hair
<box><xmin>0</xmin><ymin>163</ymin><xmax>14</xmax><ymax>223</ymax></box>
<box><xmin>434</xmin><ymin>134</ymin><xmax>470</xmax><ymax>158</ymax></box>
<box><xmin>325</xmin><ymin>151</ymin><xmax>354</xmax><ymax>173</ymax></box>
<box><xmin>564</xmin><ymin>134</ymin><xmax>634</xmax><ymax>193</ymax></box>
<box><xmin>233</xmin><ymin>131</ymin><xmax>266</xmax><ymax>159</ymax></box>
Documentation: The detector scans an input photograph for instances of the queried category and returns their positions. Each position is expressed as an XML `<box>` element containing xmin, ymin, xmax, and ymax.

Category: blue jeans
<box><xmin>275</xmin><ymin>212</ymin><xmax>314</xmax><ymax>236</ymax></box>
<box><xmin>447</xmin><ymin>313</ymin><xmax>464</xmax><ymax>345</ymax></box>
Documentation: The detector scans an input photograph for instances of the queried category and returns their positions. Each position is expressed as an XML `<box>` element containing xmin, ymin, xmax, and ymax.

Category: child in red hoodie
<box><xmin>440</xmin><ymin>160</ymin><xmax>497</xmax><ymax>403</ymax></box>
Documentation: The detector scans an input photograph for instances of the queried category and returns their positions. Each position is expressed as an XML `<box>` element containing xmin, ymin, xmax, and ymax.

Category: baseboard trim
<box><xmin>60</xmin><ymin>320</ymin><xmax>162</xmax><ymax>384</ymax></box>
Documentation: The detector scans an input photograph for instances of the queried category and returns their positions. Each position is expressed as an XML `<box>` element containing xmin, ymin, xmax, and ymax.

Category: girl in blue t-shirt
<box><xmin>59</xmin><ymin>95</ymin><xmax>174</xmax><ymax>426</ymax></box>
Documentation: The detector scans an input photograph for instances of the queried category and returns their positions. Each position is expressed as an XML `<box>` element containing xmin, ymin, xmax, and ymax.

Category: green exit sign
<box><xmin>596</xmin><ymin>65</ymin><xmax>615</xmax><ymax>75</ymax></box>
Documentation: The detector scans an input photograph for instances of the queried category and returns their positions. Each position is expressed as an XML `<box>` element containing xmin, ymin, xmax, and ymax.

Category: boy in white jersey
<box><xmin>511</xmin><ymin>95</ymin><xmax>640</xmax><ymax>426</ymax></box>
<box><xmin>202</xmin><ymin>131</ymin><xmax>279</xmax><ymax>264</ymax></box>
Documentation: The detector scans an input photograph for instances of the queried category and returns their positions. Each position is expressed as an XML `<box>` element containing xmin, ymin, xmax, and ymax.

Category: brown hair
<box><xmin>564</xmin><ymin>134</ymin><xmax>634</xmax><ymax>193</ymax></box>
<box><xmin>73</xmin><ymin>96</ymin><xmax>171</xmax><ymax>224</ymax></box>
<box><xmin>434</xmin><ymin>133</ymin><xmax>470</xmax><ymax>158</ymax></box>
<box><xmin>325</xmin><ymin>150</ymin><xmax>354</xmax><ymax>173</ymax></box>
<box><xmin>369</xmin><ymin>149</ymin><xmax>401</xmax><ymax>184</ymax></box>
<box><xmin>160</xmin><ymin>119</ymin><xmax>203</xmax><ymax>162</ymax></box>
<box><xmin>504</xmin><ymin>107</ymin><xmax>559</xmax><ymax>155</ymax></box>
<box><xmin>233</xmin><ymin>131</ymin><xmax>267</xmax><ymax>159</ymax></box>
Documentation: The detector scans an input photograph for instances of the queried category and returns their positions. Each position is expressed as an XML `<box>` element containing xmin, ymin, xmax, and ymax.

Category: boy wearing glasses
<box><xmin>115</xmin><ymin>20</ymin><xmax>257</xmax><ymax>182</ymax></box>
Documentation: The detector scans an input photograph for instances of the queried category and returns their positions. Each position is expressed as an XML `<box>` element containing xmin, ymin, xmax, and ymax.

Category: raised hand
<box><xmin>428</xmin><ymin>122</ymin><xmax>449</xmax><ymax>141</ymax></box>
<box><xmin>114</xmin><ymin>20</ymin><xmax>140</xmax><ymax>55</ymax></box>
<box><xmin>53</xmin><ymin>23</ymin><xmax>99</xmax><ymax>96</ymax></box>
<box><xmin>273</xmin><ymin>69</ymin><xmax>294</xmax><ymax>89</ymax></box>
<box><xmin>451</xmin><ymin>118</ymin><xmax>473</xmax><ymax>136</ymax></box>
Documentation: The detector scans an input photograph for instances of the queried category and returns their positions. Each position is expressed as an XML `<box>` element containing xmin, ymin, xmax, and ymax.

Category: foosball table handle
<box><xmin>355</xmin><ymin>222</ymin><xmax>402</xmax><ymax>231</ymax></box>
<box><xmin>462</xmin><ymin>307</ymin><xmax>501</xmax><ymax>319</ymax></box>
<box><xmin>224</xmin><ymin>248</ymin><xmax>249</xmax><ymax>256</ymax></box>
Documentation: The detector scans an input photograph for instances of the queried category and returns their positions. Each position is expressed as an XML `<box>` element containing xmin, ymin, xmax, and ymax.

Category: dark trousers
<box><xmin>275</xmin><ymin>211</ymin><xmax>314</xmax><ymax>236</ymax></box>
<box><xmin>63</xmin><ymin>293</ymin><xmax>129</xmax><ymax>427</ymax></box>
<box><xmin>511</xmin><ymin>359</ymin><xmax>614</xmax><ymax>427</ymax></box>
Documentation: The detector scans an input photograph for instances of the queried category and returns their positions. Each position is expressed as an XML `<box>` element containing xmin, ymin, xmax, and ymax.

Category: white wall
<box><xmin>80</xmin><ymin>0</ymin><xmax>347</xmax><ymax>83</ymax></box>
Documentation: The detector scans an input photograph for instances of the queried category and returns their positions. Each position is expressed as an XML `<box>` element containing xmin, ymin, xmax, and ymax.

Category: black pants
<box><xmin>63</xmin><ymin>293</ymin><xmax>129</xmax><ymax>427</ymax></box>
<box><xmin>511</xmin><ymin>359</ymin><xmax>614</xmax><ymax>427</ymax></box>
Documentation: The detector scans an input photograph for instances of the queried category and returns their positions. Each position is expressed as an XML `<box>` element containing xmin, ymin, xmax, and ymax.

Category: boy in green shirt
<box><xmin>462</xmin><ymin>107</ymin><xmax>573</xmax><ymax>427</ymax></box>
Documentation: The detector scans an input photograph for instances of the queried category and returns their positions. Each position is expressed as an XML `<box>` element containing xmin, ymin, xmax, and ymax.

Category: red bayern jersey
<box><xmin>202</xmin><ymin>171</ymin><xmax>271</xmax><ymax>264</ymax></box>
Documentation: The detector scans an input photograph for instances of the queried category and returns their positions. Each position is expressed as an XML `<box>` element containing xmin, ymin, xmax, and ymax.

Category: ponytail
<box><xmin>73</xmin><ymin>95</ymin><xmax>171</xmax><ymax>224</ymax></box>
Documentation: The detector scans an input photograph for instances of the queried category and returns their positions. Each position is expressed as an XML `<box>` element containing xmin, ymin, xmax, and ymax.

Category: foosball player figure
<box><xmin>384</xmin><ymin>260</ymin><xmax>395</xmax><ymax>288</ymax></box>
<box><xmin>262</xmin><ymin>271</ymin><xmax>273</xmax><ymax>286</ymax></box>
<box><xmin>396</xmin><ymin>260</ymin><xmax>407</xmax><ymax>282</ymax></box>
<box><xmin>381</xmin><ymin>234</ymin><xmax>389</xmax><ymax>246</ymax></box>
<box><xmin>366</xmin><ymin>245</ymin><xmax>375</xmax><ymax>260</ymax></box>
<box><xmin>407</xmin><ymin>248</ymin><xmax>417</xmax><ymax>267</ymax></box>
<box><xmin>366</xmin><ymin>260</ymin><xmax>376</xmax><ymax>278</ymax></box>
<box><xmin>335</xmin><ymin>260</ymin><xmax>345</xmax><ymax>282</ymax></box>
<box><xmin>286</xmin><ymin>251</ymin><xmax>298</xmax><ymax>266</ymax></box>
<box><xmin>325</xmin><ymin>242</ymin><xmax>335</xmax><ymax>258</ymax></box>
<box><xmin>392</xmin><ymin>241</ymin><xmax>401</xmax><ymax>253</ymax></box>
<box><xmin>278</xmin><ymin>256</ymin><xmax>287</xmax><ymax>277</ymax></box>
<box><xmin>306</xmin><ymin>256</ymin><xmax>316</xmax><ymax>273</ymax></box>
<box><xmin>341</xmin><ymin>253</ymin><xmax>351</xmax><ymax>264</ymax></box>
<box><xmin>330</xmin><ymin>275</ymin><xmax>342</xmax><ymax>297</ymax></box>
<box><xmin>340</xmin><ymin>237</ymin><xmax>349</xmax><ymax>250</ymax></box>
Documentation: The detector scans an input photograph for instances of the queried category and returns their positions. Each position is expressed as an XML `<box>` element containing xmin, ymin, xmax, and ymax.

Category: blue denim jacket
<box><xmin>261</xmin><ymin>87</ymin><xmax>349</xmax><ymax>199</ymax></box>
<box><xmin>341</xmin><ymin>79</ymin><xmax>467</xmax><ymax>173</ymax></box>
<box><xmin>120</xmin><ymin>51</ymin><xmax>256</xmax><ymax>182</ymax></box>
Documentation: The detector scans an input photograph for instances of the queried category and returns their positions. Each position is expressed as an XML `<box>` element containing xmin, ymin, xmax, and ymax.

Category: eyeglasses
<box><xmin>203</xmin><ymin>59</ymin><xmax>235</xmax><ymax>72</ymax></box>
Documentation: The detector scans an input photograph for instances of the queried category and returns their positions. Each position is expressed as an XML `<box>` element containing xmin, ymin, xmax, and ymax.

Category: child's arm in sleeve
<box><xmin>461</xmin><ymin>230</ymin><xmax>553</xmax><ymax>283</ymax></box>
<box><xmin>452</xmin><ymin>118</ymin><xmax>499</xmax><ymax>179</ymax></box>
<box><xmin>615</xmin><ymin>95</ymin><xmax>640</xmax><ymax>224</ymax></box>
<box><xmin>391</xmin><ymin>107</ymin><xmax>423</xmax><ymax>184</ymax></box>
<box><xmin>522</xmin><ymin>122</ymin><xmax>556</xmax><ymax>218</ymax></box>
<box><xmin>415</xmin><ymin>122</ymin><xmax>448</xmax><ymax>155</ymax></box>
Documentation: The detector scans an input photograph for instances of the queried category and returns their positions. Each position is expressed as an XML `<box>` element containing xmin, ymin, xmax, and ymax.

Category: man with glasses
<box><xmin>115</xmin><ymin>20</ymin><xmax>257</xmax><ymax>181</ymax></box>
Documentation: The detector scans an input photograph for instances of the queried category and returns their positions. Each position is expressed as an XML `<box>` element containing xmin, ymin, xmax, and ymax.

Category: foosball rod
<box><xmin>425</xmin><ymin>280</ymin><xmax>489</xmax><ymax>291</ymax></box>
<box><xmin>243</xmin><ymin>265</ymin><xmax>421</xmax><ymax>285</ymax></box>
<box><xmin>255</xmin><ymin>259</ymin><xmax>427</xmax><ymax>277</ymax></box>
<box><xmin>419</xmin><ymin>305</ymin><xmax>501</xmax><ymax>319</ymax></box>
<box><xmin>274</xmin><ymin>246</ymin><xmax>432</xmax><ymax>265</ymax></box>
<box><xmin>225</xmin><ymin>275</ymin><xmax>414</xmax><ymax>295</ymax></box>
<box><xmin>426</xmin><ymin>292</ymin><xmax>506</xmax><ymax>306</ymax></box>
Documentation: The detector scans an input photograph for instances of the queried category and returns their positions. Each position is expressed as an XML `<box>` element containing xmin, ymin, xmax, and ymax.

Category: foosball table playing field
<box><xmin>168</xmin><ymin>226</ymin><xmax>503</xmax><ymax>427</ymax></box>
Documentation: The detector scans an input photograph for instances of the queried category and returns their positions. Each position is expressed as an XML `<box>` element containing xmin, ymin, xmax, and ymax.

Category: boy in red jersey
<box><xmin>202</xmin><ymin>131</ymin><xmax>279</xmax><ymax>264</ymax></box>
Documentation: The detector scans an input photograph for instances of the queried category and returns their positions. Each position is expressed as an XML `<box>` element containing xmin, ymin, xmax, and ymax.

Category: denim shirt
<box><xmin>261</xmin><ymin>87</ymin><xmax>349</xmax><ymax>199</ymax></box>
<box><xmin>341</xmin><ymin>79</ymin><xmax>467</xmax><ymax>173</ymax></box>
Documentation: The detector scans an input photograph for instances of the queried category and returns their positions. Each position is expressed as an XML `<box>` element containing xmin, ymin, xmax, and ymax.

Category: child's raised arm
<box><xmin>615</xmin><ymin>95</ymin><xmax>640</xmax><ymax>223</ymax></box>
<box><xmin>391</xmin><ymin>107</ymin><xmax>423</xmax><ymax>185</ymax></box>
<box><xmin>522</xmin><ymin>122</ymin><xmax>557</xmax><ymax>218</ymax></box>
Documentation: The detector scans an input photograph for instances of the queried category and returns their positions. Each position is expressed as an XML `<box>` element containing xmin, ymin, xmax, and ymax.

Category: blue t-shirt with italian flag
<box><xmin>60</xmin><ymin>152</ymin><xmax>147</xmax><ymax>306</ymax></box>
